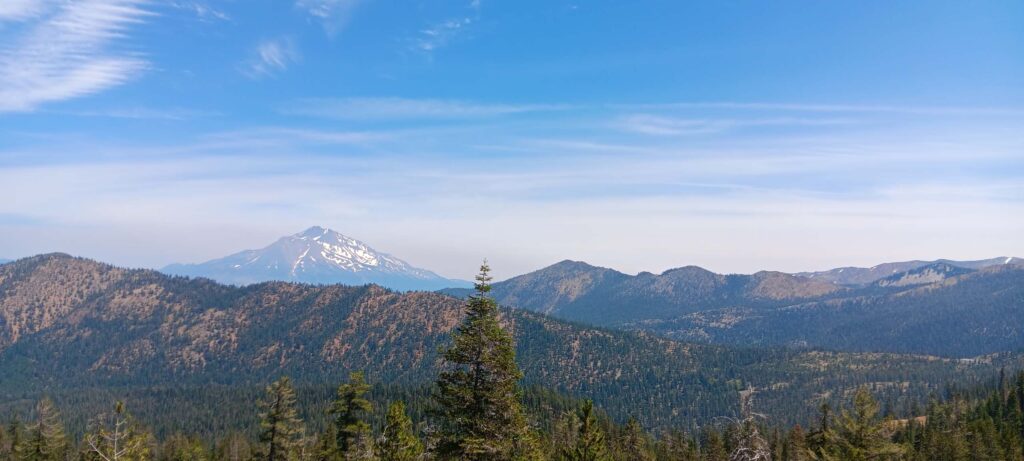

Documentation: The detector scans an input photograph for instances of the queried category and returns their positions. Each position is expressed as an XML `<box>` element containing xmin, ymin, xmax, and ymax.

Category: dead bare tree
<box><xmin>719</xmin><ymin>388</ymin><xmax>772</xmax><ymax>461</ymax></box>
<box><xmin>85</xmin><ymin>401</ymin><xmax>149</xmax><ymax>461</ymax></box>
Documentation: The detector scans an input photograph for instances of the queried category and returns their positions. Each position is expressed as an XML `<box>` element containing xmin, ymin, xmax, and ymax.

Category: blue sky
<box><xmin>1</xmin><ymin>0</ymin><xmax>1022</xmax><ymax>279</ymax></box>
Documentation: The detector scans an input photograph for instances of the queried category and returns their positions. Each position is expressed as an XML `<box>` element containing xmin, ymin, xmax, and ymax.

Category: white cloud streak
<box><xmin>0</xmin><ymin>0</ymin><xmax>151</xmax><ymax>112</ymax></box>
<box><xmin>414</xmin><ymin>17</ymin><xmax>473</xmax><ymax>52</ymax></box>
<box><xmin>283</xmin><ymin>97</ymin><xmax>568</xmax><ymax>119</ymax></box>
<box><xmin>410</xmin><ymin>1</ymin><xmax>482</xmax><ymax>54</ymax></box>
<box><xmin>169</xmin><ymin>1</ymin><xmax>229</xmax><ymax>22</ymax></box>
<box><xmin>0</xmin><ymin>0</ymin><xmax>47</xmax><ymax>21</ymax></box>
<box><xmin>242</xmin><ymin>38</ymin><xmax>300</xmax><ymax>78</ymax></box>
<box><xmin>626</xmin><ymin>102</ymin><xmax>1024</xmax><ymax>117</ymax></box>
<box><xmin>617</xmin><ymin>114</ymin><xmax>858</xmax><ymax>136</ymax></box>
<box><xmin>295</xmin><ymin>0</ymin><xmax>361</xmax><ymax>35</ymax></box>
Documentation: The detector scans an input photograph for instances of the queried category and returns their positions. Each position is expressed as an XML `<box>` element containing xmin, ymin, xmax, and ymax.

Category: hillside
<box><xmin>795</xmin><ymin>256</ymin><xmax>1023</xmax><ymax>285</ymax></box>
<box><xmin>461</xmin><ymin>260</ymin><xmax>1024</xmax><ymax>357</ymax></box>
<box><xmin>645</xmin><ymin>263</ymin><xmax>1024</xmax><ymax>356</ymax></box>
<box><xmin>2</xmin><ymin>254</ymin><xmax>1020</xmax><ymax>429</ymax></box>
<box><xmin>444</xmin><ymin>260</ymin><xmax>842</xmax><ymax>326</ymax></box>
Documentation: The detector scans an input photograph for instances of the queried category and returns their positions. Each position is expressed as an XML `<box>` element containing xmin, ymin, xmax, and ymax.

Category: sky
<box><xmin>1</xmin><ymin>0</ymin><xmax>1023</xmax><ymax>280</ymax></box>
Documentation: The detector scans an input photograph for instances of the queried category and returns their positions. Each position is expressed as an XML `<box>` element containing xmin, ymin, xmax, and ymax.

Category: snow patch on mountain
<box><xmin>161</xmin><ymin>226</ymin><xmax>470</xmax><ymax>291</ymax></box>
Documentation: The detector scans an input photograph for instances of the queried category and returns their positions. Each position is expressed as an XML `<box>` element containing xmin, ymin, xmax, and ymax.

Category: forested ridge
<box><xmin>3</xmin><ymin>254</ymin><xmax>1022</xmax><ymax>431</ymax></box>
<box><xmin>455</xmin><ymin>260</ymin><xmax>1024</xmax><ymax>357</ymax></box>
<box><xmin>3</xmin><ymin>264</ymin><xmax>1024</xmax><ymax>460</ymax></box>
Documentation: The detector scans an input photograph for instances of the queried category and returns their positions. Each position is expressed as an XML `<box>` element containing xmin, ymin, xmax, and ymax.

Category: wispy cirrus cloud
<box><xmin>242</xmin><ymin>38</ymin><xmax>300</xmax><ymax>79</ymax></box>
<box><xmin>0</xmin><ymin>0</ymin><xmax>152</xmax><ymax>112</ymax></box>
<box><xmin>414</xmin><ymin>17</ymin><xmax>474</xmax><ymax>53</ymax></box>
<box><xmin>411</xmin><ymin>1</ymin><xmax>482</xmax><ymax>54</ymax></box>
<box><xmin>282</xmin><ymin>97</ymin><xmax>568</xmax><ymax>120</ymax></box>
<box><xmin>56</xmin><ymin>107</ymin><xmax>221</xmax><ymax>121</ymax></box>
<box><xmin>617</xmin><ymin>114</ymin><xmax>857</xmax><ymax>136</ymax></box>
<box><xmin>295</xmin><ymin>0</ymin><xmax>362</xmax><ymax>35</ymax></box>
<box><xmin>0</xmin><ymin>0</ymin><xmax>47</xmax><ymax>21</ymax></box>
<box><xmin>169</xmin><ymin>1</ymin><xmax>230</xmax><ymax>22</ymax></box>
<box><xmin>625</xmin><ymin>102</ymin><xmax>1024</xmax><ymax>117</ymax></box>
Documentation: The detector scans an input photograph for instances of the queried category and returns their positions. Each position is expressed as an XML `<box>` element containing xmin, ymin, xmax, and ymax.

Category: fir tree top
<box><xmin>473</xmin><ymin>260</ymin><xmax>493</xmax><ymax>294</ymax></box>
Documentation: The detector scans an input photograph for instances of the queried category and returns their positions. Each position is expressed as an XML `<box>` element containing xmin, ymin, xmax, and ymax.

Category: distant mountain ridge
<box><xmin>872</xmin><ymin>262</ymin><xmax>974</xmax><ymax>288</ymax></box>
<box><xmin>649</xmin><ymin>263</ymin><xmax>1024</xmax><ymax>356</ymax></box>
<box><xmin>796</xmin><ymin>256</ymin><xmax>1022</xmax><ymax>285</ymax></box>
<box><xmin>162</xmin><ymin>226</ymin><xmax>469</xmax><ymax>291</ymax></box>
<box><xmin>445</xmin><ymin>257</ymin><xmax>1024</xmax><ymax>357</ymax></box>
<box><xmin>444</xmin><ymin>259</ymin><xmax>843</xmax><ymax>326</ymax></box>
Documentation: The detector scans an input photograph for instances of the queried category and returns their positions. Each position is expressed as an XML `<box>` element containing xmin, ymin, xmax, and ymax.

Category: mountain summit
<box><xmin>162</xmin><ymin>226</ymin><xmax>469</xmax><ymax>290</ymax></box>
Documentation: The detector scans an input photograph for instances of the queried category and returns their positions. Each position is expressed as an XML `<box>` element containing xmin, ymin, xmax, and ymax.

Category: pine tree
<box><xmin>433</xmin><ymin>262</ymin><xmax>535</xmax><ymax>461</ymax></box>
<box><xmin>314</xmin><ymin>427</ymin><xmax>340</xmax><ymax>461</ymax></box>
<box><xmin>562</xmin><ymin>401</ymin><xmax>610</xmax><ymax>461</ymax></box>
<box><xmin>5</xmin><ymin>418</ymin><xmax>24</xmax><ymax>461</ymax></box>
<box><xmin>258</xmin><ymin>377</ymin><xmax>305</xmax><ymax>461</ymax></box>
<box><xmin>817</xmin><ymin>387</ymin><xmax>903</xmax><ymax>461</ymax></box>
<box><xmin>700</xmin><ymin>429</ymin><xmax>728</xmax><ymax>461</ymax></box>
<box><xmin>21</xmin><ymin>398</ymin><xmax>66</xmax><ymax>461</ymax></box>
<box><xmin>158</xmin><ymin>434</ymin><xmax>207</xmax><ymax>461</ymax></box>
<box><xmin>330</xmin><ymin>372</ymin><xmax>376</xmax><ymax>461</ymax></box>
<box><xmin>661</xmin><ymin>429</ymin><xmax>698</xmax><ymax>461</ymax></box>
<box><xmin>214</xmin><ymin>433</ymin><xmax>252</xmax><ymax>461</ymax></box>
<box><xmin>619</xmin><ymin>417</ymin><xmax>652</xmax><ymax>461</ymax></box>
<box><xmin>377</xmin><ymin>402</ymin><xmax>422</xmax><ymax>461</ymax></box>
<box><xmin>84</xmin><ymin>401</ymin><xmax>151</xmax><ymax>461</ymax></box>
<box><xmin>0</xmin><ymin>423</ymin><xmax>6</xmax><ymax>461</ymax></box>
<box><xmin>783</xmin><ymin>425</ymin><xmax>808</xmax><ymax>461</ymax></box>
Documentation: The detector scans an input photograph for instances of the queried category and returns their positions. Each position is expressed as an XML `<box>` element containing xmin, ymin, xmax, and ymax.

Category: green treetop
<box><xmin>258</xmin><ymin>377</ymin><xmax>305</xmax><ymax>461</ymax></box>
<box><xmin>433</xmin><ymin>262</ymin><xmax>537</xmax><ymax>461</ymax></box>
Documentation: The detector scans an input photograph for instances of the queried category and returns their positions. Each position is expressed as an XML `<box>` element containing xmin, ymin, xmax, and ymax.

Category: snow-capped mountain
<box><xmin>162</xmin><ymin>226</ymin><xmax>470</xmax><ymax>291</ymax></box>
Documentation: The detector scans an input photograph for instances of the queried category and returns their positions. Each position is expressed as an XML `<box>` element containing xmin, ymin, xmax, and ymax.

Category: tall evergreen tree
<box><xmin>562</xmin><ymin>401</ymin><xmax>610</xmax><ymax>461</ymax></box>
<box><xmin>812</xmin><ymin>387</ymin><xmax>903</xmax><ymax>461</ymax></box>
<box><xmin>619</xmin><ymin>417</ymin><xmax>652</xmax><ymax>461</ymax></box>
<box><xmin>433</xmin><ymin>262</ymin><xmax>536</xmax><ymax>461</ymax></box>
<box><xmin>660</xmin><ymin>429</ymin><xmax>698</xmax><ymax>461</ymax></box>
<box><xmin>0</xmin><ymin>422</ymin><xmax>6</xmax><ymax>461</ymax></box>
<box><xmin>314</xmin><ymin>427</ymin><xmax>340</xmax><ymax>461</ymax></box>
<box><xmin>158</xmin><ymin>434</ymin><xmax>207</xmax><ymax>461</ymax></box>
<box><xmin>783</xmin><ymin>425</ymin><xmax>808</xmax><ymax>461</ymax></box>
<box><xmin>700</xmin><ymin>429</ymin><xmax>727</xmax><ymax>461</ymax></box>
<box><xmin>5</xmin><ymin>418</ymin><xmax>24</xmax><ymax>461</ymax></box>
<box><xmin>258</xmin><ymin>377</ymin><xmax>305</xmax><ymax>461</ymax></box>
<box><xmin>376</xmin><ymin>402</ymin><xmax>422</xmax><ymax>461</ymax></box>
<box><xmin>329</xmin><ymin>372</ymin><xmax>375</xmax><ymax>461</ymax></box>
<box><xmin>214</xmin><ymin>433</ymin><xmax>252</xmax><ymax>461</ymax></box>
<box><xmin>21</xmin><ymin>398</ymin><xmax>66</xmax><ymax>461</ymax></box>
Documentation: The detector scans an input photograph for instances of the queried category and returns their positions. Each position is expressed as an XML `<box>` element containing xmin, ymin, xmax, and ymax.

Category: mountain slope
<box><xmin>872</xmin><ymin>262</ymin><xmax>973</xmax><ymax>288</ymax></box>
<box><xmin>650</xmin><ymin>264</ymin><xmax>1024</xmax><ymax>356</ymax></box>
<box><xmin>796</xmin><ymin>257</ymin><xmax>1022</xmax><ymax>285</ymax></box>
<box><xmin>3</xmin><ymin>254</ymin><xmax>1019</xmax><ymax>428</ymax></box>
<box><xmin>472</xmin><ymin>260</ymin><xmax>841</xmax><ymax>326</ymax></box>
<box><xmin>162</xmin><ymin>226</ymin><xmax>468</xmax><ymax>291</ymax></box>
<box><xmin>464</xmin><ymin>259</ymin><xmax>1024</xmax><ymax>356</ymax></box>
